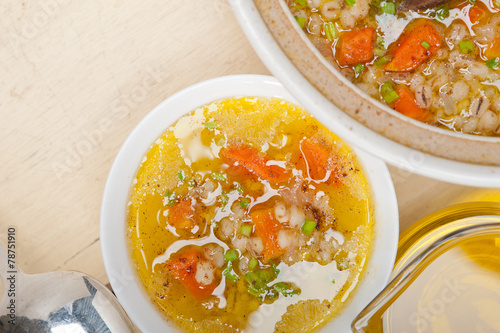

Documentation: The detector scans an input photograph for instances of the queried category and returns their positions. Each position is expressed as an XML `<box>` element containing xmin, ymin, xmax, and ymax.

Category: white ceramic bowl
<box><xmin>100</xmin><ymin>75</ymin><xmax>399</xmax><ymax>332</ymax></box>
<box><xmin>229</xmin><ymin>0</ymin><xmax>500</xmax><ymax>188</ymax></box>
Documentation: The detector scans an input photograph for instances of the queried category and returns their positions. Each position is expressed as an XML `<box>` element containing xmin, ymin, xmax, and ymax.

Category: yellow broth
<box><xmin>127</xmin><ymin>97</ymin><xmax>374</xmax><ymax>332</ymax></box>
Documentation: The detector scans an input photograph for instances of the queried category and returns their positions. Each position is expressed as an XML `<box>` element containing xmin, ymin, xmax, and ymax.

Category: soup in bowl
<box><xmin>229</xmin><ymin>1</ymin><xmax>500</xmax><ymax>187</ymax></box>
<box><xmin>100</xmin><ymin>75</ymin><xmax>398</xmax><ymax>332</ymax></box>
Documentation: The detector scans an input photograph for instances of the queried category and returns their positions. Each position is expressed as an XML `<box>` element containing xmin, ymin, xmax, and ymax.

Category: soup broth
<box><xmin>127</xmin><ymin>97</ymin><xmax>374</xmax><ymax>332</ymax></box>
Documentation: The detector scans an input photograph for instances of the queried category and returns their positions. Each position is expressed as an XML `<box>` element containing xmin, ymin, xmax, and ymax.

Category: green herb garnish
<box><xmin>295</xmin><ymin>16</ymin><xmax>306</xmax><ymax>28</ymax></box>
<box><xmin>240</xmin><ymin>197</ymin><xmax>251</xmax><ymax>208</ymax></box>
<box><xmin>224</xmin><ymin>249</ymin><xmax>239</xmax><ymax>262</ymax></box>
<box><xmin>345</xmin><ymin>0</ymin><xmax>356</xmax><ymax>6</ymax></box>
<box><xmin>292</xmin><ymin>0</ymin><xmax>307</xmax><ymax>9</ymax></box>
<box><xmin>248</xmin><ymin>257</ymin><xmax>259</xmax><ymax>270</ymax></box>
<box><xmin>459</xmin><ymin>41</ymin><xmax>475</xmax><ymax>55</ymax></box>
<box><xmin>223</xmin><ymin>262</ymin><xmax>240</xmax><ymax>281</ymax></box>
<box><xmin>374</xmin><ymin>55</ymin><xmax>392</xmax><ymax>66</ymax></box>
<box><xmin>324</xmin><ymin>22</ymin><xmax>338</xmax><ymax>41</ymax></box>
<box><xmin>486</xmin><ymin>57</ymin><xmax>499</xmax><ymax>69</ymax></box>
<box><xmin>240</xmin><ymin>223</ymin><xmax>253</xmax><ymax>236</ymax></box>
<box><xmin>436</xmin><ymin>5</ymin><xmax>449</xmax><ymax>20</ymax></box>
<box><xmin>163</xmin><ymin>190</ymin><xmax>177</xmax><ymax>206</ymax></box>
<box><xmin>421</xmin><ymin>40</ymin><xmax>431</xmax><ymax>50</ymax></box>
<box><xmin>381</xmin><ymin>82</ymin><xmax>400</xmax><ymax>104</ymax></box>
<box><xmin>212</xmin><ymin>173</ymin><xmax>227</xmax><ymax>181</ymax></box>
<box><xmin>204</xmin><ymin>121</ymin><xmax>217</xmax><ymax>129</ymax></box>
<box><xmin>219</xmin><ymin>191</ymin><xmax>229</xmax><ymax>211</ymax></box>
<box><xmin>381</xmin><ymin>2</ymin><xmax>395</xmax><ymax>14</ymax></box>
<box><xmin>354</xmin><ymin>63</ymin><xmax>365</xmax><ymax>74</ymax></box>
<box><xmin>271</xmin><ymin>262</ymin><xmax>281</xmax><ymax>276</ymax></box>
<box><xmin>338</xmin><ymin>258</ymin><xmax>350</xmax><ymax>271</ymax></box>
<box><xmin>177</xmin><ymin>171</ymin><xmax>184</xmax><ymax>181</ymax></box>
<box><xmin>273</xmin><ymin>282</ymin><xmax>301</xmax><ymax>297</ymax></box>
<box><xmin>301</xmin><ymin>220</ymin><xmax>316</xmax><ymax>235</ymax></box>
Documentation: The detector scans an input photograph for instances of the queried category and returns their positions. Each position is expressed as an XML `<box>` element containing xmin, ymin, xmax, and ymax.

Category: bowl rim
<box><xmin>229</xmin><ymin>0</ymin><xmax>500</xmax><ymax>187</ymax></box>
<box><xmin>100</xmin><ymin>74</ymin><xmax>399</xmax><ymax>333</ymax></box>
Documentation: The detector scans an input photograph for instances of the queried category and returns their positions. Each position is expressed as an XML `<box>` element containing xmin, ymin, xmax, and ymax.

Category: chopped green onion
<box><xmin>295</xmin><ymin>16</ymin><xmax>306</xmax><ymax>29</ymax></box>
<box><xmin>486</xmin><ymin>57</ymin><xmax>499</xmax><ymax>69</ymax></box>
<box><xmin>240</xmin><ymin>223</ymin><xmax>253</xmax><ymax>236</ymax></box>
<box><xmin>421</xmin><ymin>40</ymin><xmax>431</xmax><ymax>50</ymax></box>
<box><xmin>163</xmin><ymin>190</ymin><xmax>177</xmax><ymax>206</ymax></box>
<box><xmin>223</xmin><ymin>262</ymin><xmax>240</xmax><ymax>281</ymax></box>
<box><xmin>233</xmin><ymin>182</ymin><xmax>244</xmax><ymax>193</ymax></box>
<box><xmin>224</xmin><ymin>249</ymin><xmax>239</xmax><ymax>262</ymax></box>
<box><xmin>459</xmin><ymin>41</ymin><xmax>475</xmax><ymax>55</ymax></box>
<box><xmin>204</xmin><ymin>121</ymin><xmax>217</xmax><ymax>129</ymax></box>
<box><xmin>436</xmin><ymin>5</ymin><xmax>449</xmax><ymax>20</ymax></box>
<box><xmin>216</xmin><ymin>138</ymin><xmax>225</xmax><ymax>146</ymax></box>
<box><xmin>373</xmin><ymin>48</ymin><xmax>386</xmax><ymax>57</ymax></box>
<box><xmin>292</xmin><ymin>0</ymin><xmax>307</xmax><ymax>9</ymax></box>
<box><xmin>345</xmin><ymin>0</ymin><xmax>356</xmax><ymax>6</ymax></box>
<box><xmin>301</xmin><ymin>220</ymin><xmax>316</xmax><ymax>235</ymax></box>
<box><xmin>273</xmin><ymin>282</ymin><xmax>301</xmax><ymax>297</ymax></box>
<box><xmin>219</xmin><ymin>191</ymin><xmax>229</xmax><ymax>211</ymax></box>
<box><xmin>381</xmin><ymin>82</ymin><xmax>394</xmax><ymax>95</ymax></box>
<box><xmin>245</xmin><ymin>271</ymin><xmax>261</xmax><ymax>285</ymax></box>
<box><xmin>384</xmin><ymin>90</ymin><xmax>400</xmax><ymax>104</ymax></box>
<box><xmin>240</xmin><ymin>197</ymin><xmax>251</xmax><ymax>208</ymax></box>
<box><xmin>338</xmin><ymin>258</ymin><xmax>350</xmax><ymax>271</ymax></box>
<box><xmin>273</xmin><ymin>282</ymin><xmax>288</xmax><ymax>293</ymax></box>
<box><xmin>212</xmin><ymin>173</ymin><xmax>227</xmax><ymax>181</ymax></box>
<box><xmin>381</xmin><ymin>2</ymin><xmax>395</xmax><ymax>14</ymax></box>
<box><xmin>354</xmin><ymin>63</ymin><xmax>365</xmax><ymax>74</ymax></box>
<box><xmin>248</xmin><ymin>257</ymin><xmax>259</xmax><ymax>270</ymax></box>
<box><xmin>271</xmin><ymin>262</ymin><xmax>280</xmax><ymax>276</ymax></box>
<box><xmin>381</xmin><ymin>82</ymin><xmax>400</xmax><ymax>104</ymax></box>
<box><xmin>257</xmin><ymin>269</ymin><xmax>273</xmax><ymax>283</ymax></box>
<box><xmin>376</xmin><ymin>36</ymin><xmax>385</xmax><ymax>48</ymax></box>
<box><xmin>374</xmin><ymin>55</ymin><xmax>393</xmax><ymax>66</ymax></box>
<box><xmin>467</xmin><ymin>0</ymin><xmax>475</xmax><ymax>4</ymax></box>
<box><xmin>177</xmin><ymin>171</ymin><xmax>184</xmax><ymax>181</ymax></box>
<box><xmin>324</xmin><ymin>22</ymin><xmax>338</xmax><ymax>41</ymax></box>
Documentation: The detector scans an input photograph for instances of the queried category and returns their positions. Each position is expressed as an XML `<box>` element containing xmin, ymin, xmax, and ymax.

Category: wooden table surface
<box><xmin>1</xmin><ymin>0</ymin><xmax>497</xmax><ymax>304</ymax></box>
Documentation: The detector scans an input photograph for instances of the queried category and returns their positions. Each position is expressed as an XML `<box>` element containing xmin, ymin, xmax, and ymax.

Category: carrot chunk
<box><xmin>220</xmin><ymin>144</ymin><xmax>291</xmax><ymax>182</ymax></box>
<box><xmin>468</xmin><ymin>5</ymin><xmax>484</xmax><ymax>24</ymax></box>
<box><xmin>251</xmin><ymin>209</ymin><xmax>286</xmax><ymax>262</ymax></box>
<box><xmin>391</xmin><ymin>86</ymin><xmax>433</xmax><ymax>123</ymax></box>
<box><xmin>165</xmin><ymin>250</ymin><xmax>216</xmax><ymax>300</ymax></box>
<box><xmin>300</xmin><ymin>138</ymin><xmax>340</xmax><ymax>185</ymax></box>
<box><xmin>168</xmin><ymin>197</ymin><xmax>195</xmax><ymax>229</ymax></box>
<box><xmin>337</xmin><ymin>27</ymin><xmax>375</xmax><ymax>66</ymax></box>
<box><xmin>485</xmin><ymin>34</ymin><xmax>500</xmax><ymax>59</ymax></box>
<box><xmin>384</xmin><ymin>20</ymin><xmax>441</xmax><ymax>72</ymax></box>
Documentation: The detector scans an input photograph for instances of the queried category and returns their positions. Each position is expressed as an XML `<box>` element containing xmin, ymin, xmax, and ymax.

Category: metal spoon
<box><xmin>0</xmin><ymin>243</ymin><xmax>136</xmax><ymax>333</ymax></box>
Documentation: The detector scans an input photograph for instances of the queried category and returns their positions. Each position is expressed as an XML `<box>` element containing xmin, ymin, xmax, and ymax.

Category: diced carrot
<box><xmin>485</xmin><ymin>34</ymin><xmax>500</xmax><ymax>59</ymax></box>
<box><xmin>220</xmin><ymin>144</ymin><xmax>291</xmax><ymax>182</ymax></box>
<box><xmin>468</xmin><ymin>5</ymin><xmax>484</xmax><ymax>24</ymax></box>
<box><xmin>384</xmin><ymin>19</ymin><xmax>441</xmax><ymax>72</ymax></box>
<box><xmin>168</xmin><ymin>197</ymin><xmax>195</xmax><ymax>229</ymax></box>
<box><xmin>165</xmin><ymin>250</ymin><xmax>216</xmax><ymax>300</ymax></box>
<box><xmin>300</xmin><ymin>138</ymin><xmax>340</xmax><ymax>185</ymax></box>
<box><xmin>391</xmin><ymin>86</ymin><xmax>433</xmax><ymax>123</ymax></box>
<box><xmin>251</xmin><ymin>209</ymin><xmax>286</xmax><ymax>262</ymax></box>
<box><xmin>337</xmin><ymin>27</ymin><xmax>375</xmax><ymax>66</ymax></box>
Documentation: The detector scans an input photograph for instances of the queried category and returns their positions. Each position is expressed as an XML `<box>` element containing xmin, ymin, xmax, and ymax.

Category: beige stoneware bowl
<box><xmin>230</xmin><ymin>0</ymin><xmax>500</xmax><ymax>187</ymax></box>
